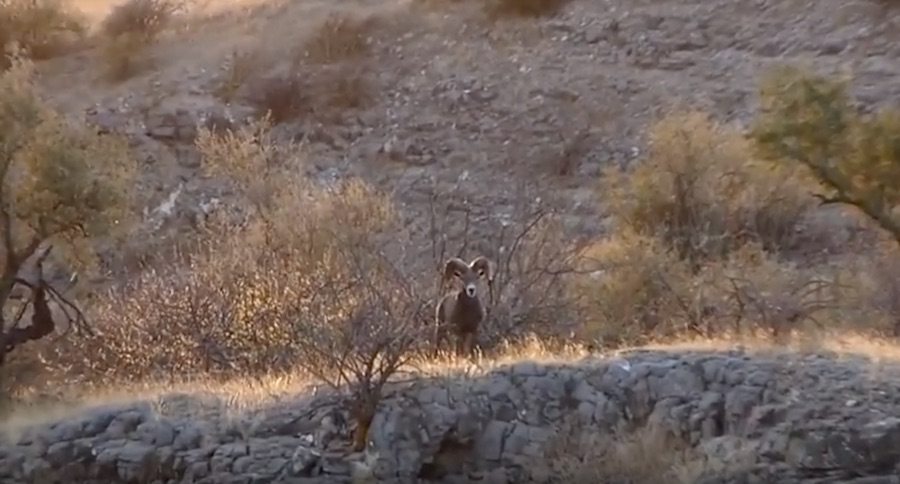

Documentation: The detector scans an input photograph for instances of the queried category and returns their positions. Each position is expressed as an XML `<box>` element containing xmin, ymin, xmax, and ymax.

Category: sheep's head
<box><xmin>443</xmin><ymin>256</ymin><xmax>493</xmax><ymax>299</ymax></box>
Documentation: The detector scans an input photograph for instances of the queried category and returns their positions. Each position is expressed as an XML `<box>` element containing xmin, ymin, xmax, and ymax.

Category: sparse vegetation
<box><xmin>98</xmin><ymin>0</ymin><xmax>181</xmax><ymax>81</ymax></box>
<box><xmin>299</xmin><ymin>12</ymin><xmax>375</xmax><ymax>65</ymax></box>
<box><xmin>0</xmin><ymin>0</ymin><xmax>86</xmax><ymax>68</ymax></box>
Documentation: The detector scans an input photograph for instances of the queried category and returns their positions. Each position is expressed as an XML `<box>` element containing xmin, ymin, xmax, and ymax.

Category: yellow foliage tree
<box><xmin>752</xmin><ymin>65</ymin><xmax>900</xmax><ymax>244</ymax></box>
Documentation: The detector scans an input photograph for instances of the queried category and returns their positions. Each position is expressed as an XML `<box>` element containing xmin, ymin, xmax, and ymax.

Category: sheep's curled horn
<box><xmin>442</xmin><ymin>256</ymin><xmax>495</xmax><ymax>306</ymax></box>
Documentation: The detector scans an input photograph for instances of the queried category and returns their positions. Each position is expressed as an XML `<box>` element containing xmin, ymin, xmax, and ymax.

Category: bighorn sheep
<box><xmin>435</xmin><ymin>256</ymin><xmax>493</xmax><ymax>356</ymax></box>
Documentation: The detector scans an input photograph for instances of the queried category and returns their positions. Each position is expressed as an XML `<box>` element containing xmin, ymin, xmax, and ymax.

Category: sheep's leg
<box><xmin>436</xmin><ymin>324</ymin><xmax>451</xmax><ymax>357</ymax></box>
<box><xmin>458</xmin><ymin>332</ymin><xmax>476</xmax><ymax>358</ymax></box>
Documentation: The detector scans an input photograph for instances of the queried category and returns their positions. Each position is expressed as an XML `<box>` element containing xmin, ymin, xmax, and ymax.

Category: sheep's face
<box><xmin>444</xmin><ymin>257</ymin><xmax>492</xmax><ymax>300</ymax></box>
<box><xmin>450</xmin><ymin>267</ymin><xmax>486</xmax><ymax>299</ymax></box>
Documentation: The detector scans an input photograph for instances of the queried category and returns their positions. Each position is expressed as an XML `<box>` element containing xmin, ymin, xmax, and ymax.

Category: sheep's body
<box><xmin>435</xmin><ymin>289</ymin><xmax>485</xmax><ymax>355</ymax></box>
<box><xmin>434</xmin><ymin>256</ymin><xmax>493</xmax><ymax>356</ymax></box>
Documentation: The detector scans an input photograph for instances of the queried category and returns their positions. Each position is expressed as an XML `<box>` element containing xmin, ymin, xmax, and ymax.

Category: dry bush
<box><xmin>484</xmin><ymin>0</ymin><xmax>571</xmax><ymax>19</ymax></box>
<box><xmin>245</xmin><ymin>63</ymin><xmax>373</xmax><ymax>124</ymax></box>
<box><xmin>232</xmin><ymin>12</ymin><xmax>379</xmax><ymax>123</ymax></box>
<box><xmin>299</xmin><ymin>12</ymin><xmax>375</xmax><ymax>65</ymax></box>
<box><xmin>100</xmin><ymin>0</ymin><xmax>181</xmax><ymax>40</ymax></box>
<box><xmin>23</xmin><ymin>121</ymin><xmax>427</xmax><ymax>450</ymax></box>
<box><xmin>573</xmin><ymin>233</ymin><xmax>854</xmax><ymax>345</ymax></box>
<box><xmin>100</xmin><ymin>32</ymin><xmax>151</xmax><ymax>81</ymax></box>
<box><xmin>98</xmin><ymin>0</ymin><xmax>181</xmax><ymax>81</ymax></box>
<box><xmin>602</xmin><ymin>111</ymin><xmax>815</xmax><ymax>268</ymax></box>
<box><xmin>576</xmin><ymin>109</ymin><xmax>898</xmax><ymax>347</ymax></box>
<box><xmin>572</xmin><ymin>231</ymin><xmax>694</xmax><ymax>346</ymax></box>
<box><xmin>0</xmin><ymin>0</ymin><xmax>85</xmax><ymax>68</ymax></box>
<box><xmin>842</xmin><ymin>245</ymin><xmax>900</xmax><ymax>336</ymax></box>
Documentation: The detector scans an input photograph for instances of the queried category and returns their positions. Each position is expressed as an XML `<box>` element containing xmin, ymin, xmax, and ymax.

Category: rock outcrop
<box><xmin>3</xmin><ymin>349</ymin><xmax>900</xmax><ymax>483</ymax></box>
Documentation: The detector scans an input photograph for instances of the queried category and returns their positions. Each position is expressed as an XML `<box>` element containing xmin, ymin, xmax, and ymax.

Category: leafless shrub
<box><xmin>424</xmin><ymin>181</ymin><xmax>587</xmax><ymax>352</ymax></box>
<box><xmin>247</xmin><ymin>73</ymin><xmax>306</xmax><ymax>124</ymax></box>
<box><xmin>288</xmin><ymin>242</ymin><xmax>430</xmax><ymax>451</ymax></box>
<box><xmin>845</xmin><ymin>246</ymin><xmax>900</xmax><ymax>336</ymax></box>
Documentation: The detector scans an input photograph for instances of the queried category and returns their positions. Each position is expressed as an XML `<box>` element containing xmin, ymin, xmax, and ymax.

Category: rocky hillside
<box><xmin>32</xmin><ymin>0</ymin><xmax>900</xmax><ymax>264</ymax></box>
<box><xmin>3</xmin><ymin>0</ymin><xmax>900</xmax><ymax>482</ymax></box>
<box><xmin>3</xmin><ymin>347</ymin><xmax>900</xmax><ymax>483</ymax></box>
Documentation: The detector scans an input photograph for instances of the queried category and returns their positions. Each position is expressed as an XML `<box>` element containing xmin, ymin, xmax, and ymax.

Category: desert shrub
<box><xmin>100</xmin><ymin>31</ymin><xmax>150</xmax><ymax>81</ymax></box>
<box><xmin>572</xmin><ymin>231</ymin><xmax>695</xmax><ymax>346</ymax></box>
<box><xmin>751</xmin><ymin>65</ymin><xmax>900</xmax><ymax>244</ymax></box>
<box><xmin>602</xmin><ymin>111</ymin><xmax>815</xmax><ymax>269</ymax></box>
<box><xmin>484</xmin><ymin>0</ymin><xmax>570</xmax><ymax>18</ymax></box>
<box><xmin>231</xmin><ymin>12</ymin><xmax>379</xmax><ymax>123</ymax></box>
<box><xmin>99</xmin><ymin>0</ymin><xmax>181</xmax><ymax>81</ymax></box>
<box><xmin>0</xmin><ymin>0</ymin><xmax>85</xmax><ymax>68</ymax></box>
<box><xmin>100</xmin><ymin>0</ymin><xmax>181</xmax><ymax>40</ymax></box>
<box><xmin>0</xmin><ymin>59</ymin><xmax>135</xmax><ymax>398</ymax></box>
<box><xmin>574</xmin><ymin>233</ymin><xmax>852</xmax><ymax>345</ymax></box>
<box><xmin>299</xmin><ymin>12</ymin><xmax>374</xmax><ymax>65</ymax></box>
<box><xmin>28</xmin><ymin>121</ymin><xmax>425</xmax><ymax>449</ymax></box>
<box><xmin>245</xmin><ymin>63</ymin><xmax>373</xmax><ymax>124</ymax></box>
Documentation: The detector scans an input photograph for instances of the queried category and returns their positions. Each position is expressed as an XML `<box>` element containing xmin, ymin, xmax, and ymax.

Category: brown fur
<box><xmin>435</xmin><ymin>256</ymin><xmax>493</xmax><ymax>356</ymax></box>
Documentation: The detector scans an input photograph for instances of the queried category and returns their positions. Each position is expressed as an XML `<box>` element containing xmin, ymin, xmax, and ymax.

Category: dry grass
<box><xmin>1</xmin><ymin>370</ymin><xmax>315</xmax><ymax>441</ymax></box>
<box><xmin>9</xmin><ymin>329</ymin><xmax>900</xmax><ymax>441</ymax></box>
<box><xmin>546</xmin><ymin>420</ymin><xmax>759</xmax><ymax>483</ymax></box>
